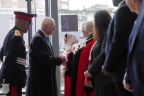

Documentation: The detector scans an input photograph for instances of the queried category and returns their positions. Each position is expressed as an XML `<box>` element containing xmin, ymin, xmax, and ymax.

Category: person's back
<box><xmin>102</xmin><ymin>0</ymin><xmax>137</xmax><ymax>96</ymax></box>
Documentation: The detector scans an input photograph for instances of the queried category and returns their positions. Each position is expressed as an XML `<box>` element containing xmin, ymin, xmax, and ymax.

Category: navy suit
<box><xmin>26</xmin><ymin>30</ymin><xmax>62</xmax><ymax>96</ymax></box>
<box><xmin>126</xmin><ymin>1</ymin><xmax>144</xmax><ymax>96</ymax></box>
<box><xmin>103</xmin><ymin>1</ymin><xmax>137</xmax><ymax>96</ymax></box>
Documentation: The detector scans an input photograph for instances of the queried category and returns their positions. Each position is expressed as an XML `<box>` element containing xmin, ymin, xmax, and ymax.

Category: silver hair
<box><xmin>41</xmin><ymin>17</ymin><xmax>55</xmax><ymax>29</ymax></box>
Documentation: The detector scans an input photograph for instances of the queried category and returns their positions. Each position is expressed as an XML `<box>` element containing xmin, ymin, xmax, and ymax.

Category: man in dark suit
<box><xmin>102</xmin><ymin>0</ymin><xmax>137</xmax><ymax>96</ymax></box>
<box><xmin>26</xmin><ymin>17</ymin><xmax>66</xmax><ymax>96</ymax></box>
<box><xmin>123</xmin><ymin>0</ymin><xmax>144</xmax><ymax>96</ymax></box>
<box><xmin>0</xmin><ymin>11</ymin><xmax>36</xmax><ymax>96</ymax></box>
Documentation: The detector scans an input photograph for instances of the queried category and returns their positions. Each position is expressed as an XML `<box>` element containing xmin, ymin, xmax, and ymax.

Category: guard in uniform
<box><xmin>0</xmin><ymin>11</ymin><xmax>36</xmax><ymax>96</ymax></box>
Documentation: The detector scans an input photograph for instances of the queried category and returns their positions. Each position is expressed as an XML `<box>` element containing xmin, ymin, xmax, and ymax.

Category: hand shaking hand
<box><xmin>59</xmin><ymin>55</ymin><xmax>67</xmax><ymax>66</ymax></box>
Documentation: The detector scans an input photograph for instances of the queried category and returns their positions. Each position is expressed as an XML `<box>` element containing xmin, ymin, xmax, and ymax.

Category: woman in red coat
<box><xmin>76</xmin><ymin>21</ymin><xmax>96</xmax><ymax>96</ymax></box>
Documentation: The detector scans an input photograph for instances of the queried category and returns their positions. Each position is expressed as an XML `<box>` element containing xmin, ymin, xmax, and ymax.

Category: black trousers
<box><xmin>114</xmin><ymin>82</ymin><xmax>133</xmax><ymax>96</ymax></box>
<box><xmin>95</xmin><ymin>83</ymin><xmax>118</xmax><ymax>96</ymax></box>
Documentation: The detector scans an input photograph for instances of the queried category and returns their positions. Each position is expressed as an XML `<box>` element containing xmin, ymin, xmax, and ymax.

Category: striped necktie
<box><xmin>46</xmin><ymin>37</ymin><xmax>54</xmax><ymax>54</ymax></box>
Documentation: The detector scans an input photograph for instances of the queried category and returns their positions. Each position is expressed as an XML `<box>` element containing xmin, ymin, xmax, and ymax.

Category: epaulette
<box><xmin>14</xmin><ymin>30</ymin><xmax>21</xmax><ymax>36</ymax></box>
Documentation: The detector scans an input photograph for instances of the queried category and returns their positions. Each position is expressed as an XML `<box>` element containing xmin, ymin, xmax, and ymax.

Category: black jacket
<box><xmin>88</xmin><ymin>32</ymin><xmax>113</xmax><ymax>88</ymax></box>
<box><xmin>103</xmin><ymin>2</ymin><xmax>137</xmax><ymax>82</ymax></box>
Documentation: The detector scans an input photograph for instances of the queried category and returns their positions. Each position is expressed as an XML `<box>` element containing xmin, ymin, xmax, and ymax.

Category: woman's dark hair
<box><xmin>94</xmin><ymin>10</ymin><xmax>111</xmax><ymax>39</ymax></box>
<box><xmin>64</xmin><ymin>33</ymin><xmax>68</xmax><ymax>38</ymax></box>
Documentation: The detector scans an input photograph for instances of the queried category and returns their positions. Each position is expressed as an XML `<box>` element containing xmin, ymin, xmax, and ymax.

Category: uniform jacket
<box><xmin>0</xmin><ymin>27</ymin><xmax>26</xmax><ymax>87</ymax></box>
<box><xmin>26</xmin><ymin>30</ymin><xmax>62</xmax><ymax>96</ymax></box>
<box><xmin>103</xmin><ymin>2</ymin><xmax>137</xmax><ymax>82</ymax></box>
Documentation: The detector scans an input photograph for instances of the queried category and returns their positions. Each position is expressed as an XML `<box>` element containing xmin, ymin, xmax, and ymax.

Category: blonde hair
<box><xmin>82</xmin><ymin>21</ymin><xmax>94</xmax><ymax>37</ymax></box>
<box><xmin>93</xmin><ymin>26</ymin><xmax>98</xmax><ymax>39</ymax></box>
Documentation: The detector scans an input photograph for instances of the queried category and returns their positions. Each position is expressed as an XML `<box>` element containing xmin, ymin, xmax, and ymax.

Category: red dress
<box><xmin>64</xmin><ymin>51</ymin><xmax>73</xmax><ymax>96</ymax></box>
<box><xmin>64</xmin><ymin>76</ymin><xmax>71</xmax><ymax>96</ymax></box>
<box><xmin>76</xmin><ymin>39</ymin><xmax>96</xmax><ymax>96</ymax></box>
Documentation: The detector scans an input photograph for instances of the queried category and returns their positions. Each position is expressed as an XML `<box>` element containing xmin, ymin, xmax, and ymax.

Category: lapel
<box><xmin>129</xmin><ymin>4</ymin><xmax>144</xmax><ymax>54</ymax></box>
<box><xmin>46</xmin><ymin>37</ymin><xmax>54</xmax><ymax>55</ymax></box>
<box><xmin>38</xmin><ymin>30</ymin><xmax>54</xmax><ymax>55</ymax></box>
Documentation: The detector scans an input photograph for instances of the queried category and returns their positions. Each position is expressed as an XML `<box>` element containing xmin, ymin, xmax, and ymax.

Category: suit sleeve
<box><xmin>30</xmin><ymin>37</ymin><xmax>62</xmax><ymax>67</ymax></box>
<box><xmin>0</xmin><ymin>47</ymin><xmax>4</xmax><ymax>61</ymax></box>
<box><xmin>103</xmin><ymin>6</ymin><xmax>136</xmax><ymax>72</ymax></box>
<box><xmin>88</xmin><ymin>52</ymin><xmax>105</xmax><ymax>76</ymax></box>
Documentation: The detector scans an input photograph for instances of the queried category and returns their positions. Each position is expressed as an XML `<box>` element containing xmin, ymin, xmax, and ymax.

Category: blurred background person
<box><xmin>26</xmin><ymin>17</ymin><xmax>66</xmax><ymax>96</ymax></box>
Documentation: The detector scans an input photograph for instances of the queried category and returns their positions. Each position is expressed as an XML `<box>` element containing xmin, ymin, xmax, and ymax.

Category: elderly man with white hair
<box><xmin>26</xmin><ymin>17</ymin><xmax>67</xmax><ymax>96</ymax></box>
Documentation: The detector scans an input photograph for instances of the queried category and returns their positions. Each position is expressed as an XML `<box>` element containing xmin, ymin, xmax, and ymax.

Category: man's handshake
<box><xmin>59</xmin><ymin>55</ymin><xmax>68</xmax><ymax>66</ymax></box>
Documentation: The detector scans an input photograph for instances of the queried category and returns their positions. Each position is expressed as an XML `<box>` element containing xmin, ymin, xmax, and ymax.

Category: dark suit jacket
<box><xmin>26</xmin><ymin>30</ymin><xmax>62</xmax><ymax>96</ymax></box>
<box><xmin>126</xmin><ymin>2</ymin><xmax>144</xmax><ymax>96</ymax></box>
<box><xmin>103</xmin><ymin>2</ymin><xmax>137</xmax><ymax>82</ymax></box>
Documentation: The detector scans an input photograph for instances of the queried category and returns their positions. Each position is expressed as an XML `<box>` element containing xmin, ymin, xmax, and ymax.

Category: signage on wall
<box><xmin>61</xmin><ymin>15</ymin><xmax>78</xmax><ymax>32</ymax></box>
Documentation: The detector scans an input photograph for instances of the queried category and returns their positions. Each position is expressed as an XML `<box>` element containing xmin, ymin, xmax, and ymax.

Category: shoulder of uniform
<box><xmin>14</xmin><ymin>30</ymin><xmax>22</xmax><ymax>36</ymax></box>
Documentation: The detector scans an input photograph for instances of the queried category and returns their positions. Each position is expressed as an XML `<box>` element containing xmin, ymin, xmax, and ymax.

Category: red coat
<box><xmin>76</xmin><ymin>39</ymin><xmax>96</xmax><ymax>96</ymax></box>
<box><xmin>64</xmin><ymin>52</ymin><xmax>73</xmax><ymax>96</ymax></box>
<box><xmin>64</xmin><ymin>76</ymin><xmax>71</xmax><ymax>96</ymax></box>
